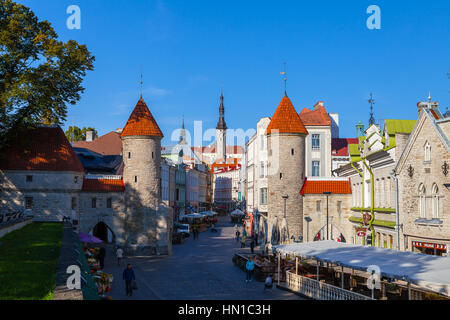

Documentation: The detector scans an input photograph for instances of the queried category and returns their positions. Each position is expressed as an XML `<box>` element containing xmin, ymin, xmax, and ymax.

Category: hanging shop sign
<box><xmin>356</xmin><ymin>227</ymin><xmax>367</xmax><ymax>237</ymax></box>
<box><xmin>363</xmin><ymin>212</ymin><xmax>372</xmax><ymax>225</ymax></box>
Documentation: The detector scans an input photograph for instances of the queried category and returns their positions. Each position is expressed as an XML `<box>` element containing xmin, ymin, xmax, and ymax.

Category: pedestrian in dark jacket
<box><xmin>98</xmin><ymin>246</ymin><xmax>106</xmax><ymax>269</ymax></box>
<box><xmin>250</xmin><ymin>238</ymin><xmax>255</xmax><ymax>254</ymax></box>
<box><xmin>123</xmin><ymin>264</ymin><xmax>136</xmax><ymax>297</ymax></box>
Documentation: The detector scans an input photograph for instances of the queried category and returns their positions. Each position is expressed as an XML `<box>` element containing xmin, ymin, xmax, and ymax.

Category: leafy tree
<box><xmin>0</xmin><ymin>0</ymin><xmax>94</xmax><ymax>147</ymax></box>
<box><xmin>65</xmin><ymin>126</ymin><xmax>98</xmax><ymax>142</ymax></box>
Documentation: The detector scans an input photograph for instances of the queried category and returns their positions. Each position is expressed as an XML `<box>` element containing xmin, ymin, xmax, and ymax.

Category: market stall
<box><xmin>79</xmin><ymin>234</ymin><xmax>114</xmax><ymax>300</ymax></box>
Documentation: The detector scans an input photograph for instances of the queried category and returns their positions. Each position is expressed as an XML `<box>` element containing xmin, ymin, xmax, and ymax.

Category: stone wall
<box><xmin>302</xmin><ymin>193</ymin><xmax>353</xmax><ymax>243</ymax></box>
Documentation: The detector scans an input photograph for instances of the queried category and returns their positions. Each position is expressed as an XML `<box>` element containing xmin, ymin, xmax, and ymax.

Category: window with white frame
<box><xmin>419</xmin><ymin>184</ymin><xmax>426</xmax><ymax>218</ymax></box>
<box><xmin>260</xmin><ymin>188</ymin><xmax>267</xmax><ymax>205</ymax></box>
<box><xmin>312</xmin><ymin>134</ymin><xmax>320</xmax><ymax>149</ymax></box>
<box><xmin>432</xmin><ymin>184</ymin><xmax>439</xmax><ymax>219</ymax></box>
<box><xmin>312</xmin><ymin>161</ymin><xmax>320</xmax><ymax>176</ymax></box>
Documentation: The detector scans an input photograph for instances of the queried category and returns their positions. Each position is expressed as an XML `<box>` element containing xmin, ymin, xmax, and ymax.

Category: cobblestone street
<box><xmin>104</xmin><ymin>217</ymin><xmax>302</xmax><ymax>300</ymax></box>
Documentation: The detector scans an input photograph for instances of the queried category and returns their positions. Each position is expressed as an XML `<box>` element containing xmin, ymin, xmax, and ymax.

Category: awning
<box><xmin>275</xmin><ymin>240</ymin><xmax>450</xmax><ymax>297</ymax></box>
<box><xmin>230</xmin><ymin>209</ymin><xmax>245</xmax><ymax>216</ymax></box>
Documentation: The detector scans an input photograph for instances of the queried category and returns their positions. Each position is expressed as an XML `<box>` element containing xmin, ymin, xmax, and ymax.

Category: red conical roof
<box><xmin>266</xmin><ymin>96</ymin><xmax>308</xmax><ymax>135</ymax></box>
<box><xmin>121</xmin><ymin>98</ymin><xmax>163</xmax><ymax>137</ymax></box>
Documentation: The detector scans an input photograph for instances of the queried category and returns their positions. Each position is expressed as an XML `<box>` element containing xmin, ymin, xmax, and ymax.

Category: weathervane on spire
<box><xmin>140</xmin><ymin>66</ymin><xmax>143</xmax><ymax>98</ymax></box>
<box><xmin>368</xmin><ymin>92</ymin><xmax>375</xmax><ymax>125</ymax></box>
<box><xmin>281</xmin><ymin>62</ymin><xmax>287</xmax><ymax>96</ymax></box>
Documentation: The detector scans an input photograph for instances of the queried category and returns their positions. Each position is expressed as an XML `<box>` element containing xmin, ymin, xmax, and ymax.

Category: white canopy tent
<box><xmin>200</xmin><ymin>211</ymin><xmax>218</xmax><ymax>217</ymax></box>
<box><xmin>183</xmin><ymin>213</ymin><xmax>205</xmax><ymax>219</ymax></box>
<box><xmin>275</xmin><ymin>240</ymin><xmax>450</xmax><ymax>297</ymax></box>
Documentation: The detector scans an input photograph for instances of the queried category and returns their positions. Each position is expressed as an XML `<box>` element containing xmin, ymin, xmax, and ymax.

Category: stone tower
<box><xmin>120</xmin><ymin>97</ymin><xmax>169</xmax><ymax>255</ymax></box>
<box><xmin>266</xmin><ymin>94</ymin><xmax>308</xmax><ymax>245</ymax></box>
<box><xmin>216</xmin><ymin>92</ymin><xmax>227</xmax><ymax>162</ymax></box>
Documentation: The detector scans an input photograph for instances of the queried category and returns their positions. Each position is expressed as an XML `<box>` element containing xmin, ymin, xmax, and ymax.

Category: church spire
<box><xmin>216</xmin><ymin>90</ymin><xmax>227</xmax><ymax>130</ymax></box>
<box><xmin>179</xmin><ymin>116</ymin><xmax>187</xmax><ymax>144</ymax></box>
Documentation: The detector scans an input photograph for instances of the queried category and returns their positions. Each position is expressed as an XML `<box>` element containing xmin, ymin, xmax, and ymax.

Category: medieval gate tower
<box><xmin>266</xmin><ymin>94</ymin><xmax>308</xmax><ymax>245</ymax></box>
<box><xmin>121</xmin><ymin>97</ymin><xmax>171</xmax><ymax>255</ymax></box>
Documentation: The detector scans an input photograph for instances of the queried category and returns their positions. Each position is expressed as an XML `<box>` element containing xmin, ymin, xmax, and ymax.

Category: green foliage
<box><xmin>0</xmin><ymin>0</ymin><xmax>94</xmax><ymax>147</ymax></box>
<box><xmin>65</xmin><ymin>125</ymin><xmax>97</xmax><ymax>142</ymax></box>
<box><xmin>0</xmin><ymin>222</ymin><xmax>63</xmax><ymax>300</ymax></box>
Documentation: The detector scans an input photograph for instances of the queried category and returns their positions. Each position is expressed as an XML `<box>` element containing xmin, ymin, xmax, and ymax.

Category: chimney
<box><xmin>313</xmin><ymin>101</ymin><xmax>324</xmax><ymax>111</ymax></box>
<box><xmin>86</xmin><ymin>131</ymin><xmax>94</xmax><ymax>142</ymax></box>
<box><xmin>417</xmin><ymin>101</ymin><xmax>439</xmax><ymax>118</ymax></box>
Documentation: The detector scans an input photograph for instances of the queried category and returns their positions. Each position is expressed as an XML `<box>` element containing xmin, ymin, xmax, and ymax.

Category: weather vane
<box><xmin>368</xmin><ymin>92</ymin><xmax>375</xmax><ymax>125</ymax></box>
<box><xmin>140</xmin><ymin>66</ymin><xmax>143</xmax><ymax>98</ymax></box>
<box><xmin>280</xmin><ymin>62</ymin><xmax>287</xmax><ymax>96</ymax></box>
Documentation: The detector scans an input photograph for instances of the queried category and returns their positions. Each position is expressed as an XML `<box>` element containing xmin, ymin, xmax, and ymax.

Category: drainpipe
<box><xmin>351</xmin><ymin>162</ymin><xmax>365</xmax><ymax>245</ymax></box>
<box><xmin>362</xmin><ymin>159</ymin><xmax>375</xmax><ymax>247</ymax></box>
<box><xmin>390</xmin><ymin>169</ymin><xmax>400</xmax><ymax>250</ymax></box>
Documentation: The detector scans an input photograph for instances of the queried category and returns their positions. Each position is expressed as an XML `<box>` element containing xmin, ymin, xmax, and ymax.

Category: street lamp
<box><xmin>323</xmin><ymin>192</ymin><xmax>332</xmax><ymax>240</ymax></box>
<box><xmin>304</xmin><ymin>216</ymin><xmax>312</xmax><ymax>242</ymax></box>
<box><xmin>282</xmin><ymin>195</ymin><xmax>289</xmax><ymax>243</ymax></box>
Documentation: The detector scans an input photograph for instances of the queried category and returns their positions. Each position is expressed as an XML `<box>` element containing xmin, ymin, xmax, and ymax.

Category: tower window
<box><xmin>135</xmin><ymin>176</ymin><xmax>138</xmax><ymax>183</ymax></box>
<box><xmin>91</xmin><ymin>198</ymin><xmax>97</xmax><ymax>209</ymax></box>
<box><xmin>152</xmin><ymin>152</ymin><xmax>154</xmax><ymax>159</ymax></box>
<box><xmin>71</xmin><ymin>197</ymin><xmax>77</xmax><ymax>210</ymax></box>
<box><xmin>128</xmin><ymin>152</ymin><xmax>131</xmax><ymax>159</ymax></box>
<box><xmin>107</xmin><ymin>197</ymin><xmax>112</xmax><ymax>209</ymax></box>
<box><xmin>291</xmin><ymin>148</ymin><xmax>294</xmax><ymax>155</ymax></box>
<box><xmin>280</xmin><ymin>172</ymin><xmax>283</xmax><ymax>180</ymax></box>
<box><xmin>25</xmin><ymin>197</ymin><xmax>33</xmax><ymax>209</ymax></box>
<box><xmin>26</xmin><ymin>175</ymin><xmax>33</xmax><ymax>182</ymax></box>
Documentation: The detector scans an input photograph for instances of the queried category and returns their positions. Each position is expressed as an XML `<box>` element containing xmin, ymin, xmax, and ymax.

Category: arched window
<box><xmin>419</xmin><ymin>184</ymin><xmax>426</xmax><ymax>218</ymax></box>
<box><xmin>424</xmin><ymin>142</ymin><xmax>431</xmax><ymax>162</ymax></box>
<box><xmin>432</xmin><ymin>184</ymin><xmax>439</xmax><ymax>219</ymax></box>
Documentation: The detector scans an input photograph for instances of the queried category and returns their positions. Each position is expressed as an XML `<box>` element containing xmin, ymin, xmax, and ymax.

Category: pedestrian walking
<box><xmin>98</xmin><ymin>246</ymin><xmax>106</xmax><ymax>269</ymax></box>
<box><xmin>123</xmin><ymin>264</ymin><xmax>136</xmax><ymax>297</ymax></box>
<box><xmin>116</xmin><ymin>246</ymin><xmax>123</xmax><ymax>266</ymax></box>
<box><xmin>250</xmin><ymin>238</ymin><xmax>255</xmax><ymax>254</ymax></box>
<box><xmin>236</xmin><ymin>229</ymin><xmax>240</xmax><ymax>242</ymax></box>
<box><xmin>264</xmin><ymin>274</ymin><xmax>273</xmax><ymax>292</ymax></box>
<box><xmin>241</xmin><ymin>235</ymin><xmax>246</xmax><ymax>248</ymax></box>
<box><xmin>245</xmin><ymin>258</ymin><xmax>255</xmax><ymax>282</ymax></box>
<box><xmin>254</xmin><ymin>233</ymin><xmax>258</xmax><ymax>246</ymax></box>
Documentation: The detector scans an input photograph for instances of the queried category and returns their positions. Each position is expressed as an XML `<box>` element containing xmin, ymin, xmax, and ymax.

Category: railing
<box><xmin>286</xmin><ymin>270</ymin><xmax>373</xmax><ymax>300</ymax></box>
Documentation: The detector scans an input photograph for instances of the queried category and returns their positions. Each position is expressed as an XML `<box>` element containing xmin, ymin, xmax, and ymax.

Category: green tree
<box><xmin>0</xmin><ymin>0</ymin><xmax>94</xmax><ymax>147</ymax></box>
<box><xmin>65</xmin><ymin>126</ymin><xmax>98</xmax><ymax>142</ymax></box>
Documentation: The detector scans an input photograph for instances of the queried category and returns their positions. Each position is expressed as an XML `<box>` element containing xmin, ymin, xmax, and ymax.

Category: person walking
<box><xmin>250</xmin><ymin>238</ymin><xmax>255</xmax><ymax>254</ymax></box>
<box><xmin>98</xmin><ymin>246</ymin><xmax>106</xmax><ymax>269</ymax></box>
<box><xmin>264</xmin><ymin>274</ymin><xmax>273</xmax><ymax>292</ymax></box>
<box><xmin>241</xmin><ymin>235</ymin><xmax>246</xmax><ymax>248</ymax></box>
<box><xmin>245</xmin><ymin>258</ymin><xmax>255</xmax><ymax>282</ymax></box>
<box><xmin>123</xmin><ymin>264</ymin><xmax>136</xmax><ymax>297</ymax></box>
<box><xmin>116</xmin><ymin>247</ymin><xmax>123</xmax><ymax>266</ymax></box>
<box><xmin>236</xmin><ymin>229</ymin><xmax>240</xmax><ymax>243</ymax></box>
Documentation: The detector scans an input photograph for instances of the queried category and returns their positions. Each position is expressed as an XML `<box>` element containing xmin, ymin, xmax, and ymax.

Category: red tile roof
<box><xmin>82</xmin><ymin>178</ymin><xmax>125</xmax><ymax>192</ymax></box>
<box><xmin>331</xmin><ymin>138</ymin><xmax>359</xmax><ymax>156</ymax></box>
<box><xmin>300</xmin><ymin>178</ymin><xmax>352</xmax><ymax>195</ymax></box>
<box><xmin>266</xmin><ymin>96</ymin><xmax>308</xmax><ymax>135</ymax></box>
<box><xmin>121</xmin><ymin>98</ymin><xmax>163</xmax><ymax>137</ymax></box>
<box><xmin>73</xmin><ymin>131</ymin><xmax>122</xmax><ymax>155</ymax></box>
<box><xmin>0</xmin><ymin>127</ymin><xmax>84</xmax><ymax>172</ymax></box>
<box><xmin>299</xmin><ymin>103</ymin><xmax>331</xmax><ymax>126</ymax></box>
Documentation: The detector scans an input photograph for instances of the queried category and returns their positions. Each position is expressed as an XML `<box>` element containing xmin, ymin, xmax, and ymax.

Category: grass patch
<box><xmin>0</xmin><ymin>222</ymin><xmax>63</xmax><ymax>300</ymax></box>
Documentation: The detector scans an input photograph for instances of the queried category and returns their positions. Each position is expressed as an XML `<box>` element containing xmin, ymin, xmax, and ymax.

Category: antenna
<box><xmin>280</xmin><ymin>62</ymin><xmax>287</xmax><ymax>96</ymax></box>
<box><xmin>368</xmin><ymin>92</ymin><xmax>375</xmax><ymax>126</ymax></box>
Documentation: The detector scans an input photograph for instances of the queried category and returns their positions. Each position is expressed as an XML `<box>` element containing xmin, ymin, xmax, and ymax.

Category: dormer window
<box><xmin>26</xmin><ymin>175</ymin><xmax>33</xmax><ymax>182</ymax></box>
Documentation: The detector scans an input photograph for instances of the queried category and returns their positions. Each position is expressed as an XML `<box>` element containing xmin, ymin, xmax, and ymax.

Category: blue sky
<box><xmin>20</xmin><ymin>0</ymin><xmax>450</xmax><ymax>146</ymax></box>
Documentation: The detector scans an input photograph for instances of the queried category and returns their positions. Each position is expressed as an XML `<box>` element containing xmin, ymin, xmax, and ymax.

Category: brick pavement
<box><xmin>104</xmin><ymin>216</ymin><xmax>302</xmax><ymax>300</ymax></box>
